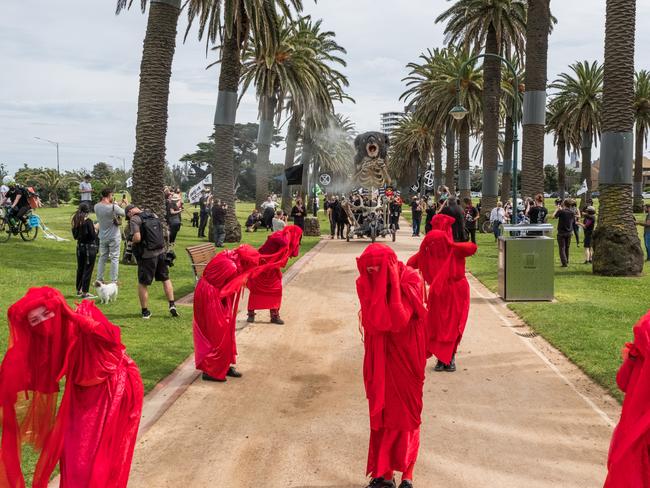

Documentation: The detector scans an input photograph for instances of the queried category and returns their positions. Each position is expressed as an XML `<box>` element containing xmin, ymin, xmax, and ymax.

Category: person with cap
<box><xmin>166</xmin><ymin>192</ymin><xmax>183</xmax><ymax>245</ymax></box>
<box><xmin>198</xmin><ymin>188</ymin><xmax>211</xmax><ymax>238</ymax></box>
<box><xmin>125</xmin><ymin>204</ymin><xmax>178</xmax><ymax>319</ymax></box>
<box><xmin>636</xmin><ymin>203</ymin><xmax>650</xmax><ymax>262</ymax></box>
<box><xmin>79</xmin><ymin>174</ymin><xmax>93</xmax><ymax>207</ymax></box>
<box><xmin>3</xmin><ymin>177</ymin><xmax>32</xmax><ymax>224</ymax></box>
<box><xmin>356</xmin><ymin>244</ymin><xmax>428</xmax><ymax>488</ymax></box>
<box><xmin>577</xmin><ymin>206</ymin><xmax>596</xmax><ymax>264</ymax></box>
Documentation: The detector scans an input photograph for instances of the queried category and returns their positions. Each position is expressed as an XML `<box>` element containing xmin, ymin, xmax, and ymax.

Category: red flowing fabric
<box><xmin>247</xmin><ymin>225</ymin><xmax>302</xmax><ymax>311</ymax></box>
<box><xmin>193</xmin><ymin>245</ymin><xmax>261</xmax><ymax>380</ymax></box>
<box><xmin>604</xmin><ymin>312</ymin><xmax>650</xmax><ymax>487</ymax></box>
<box><xmin>0</xmin><ymin>287</ymin><xmax>143</xmax><ymax>488</ymax></box>
<box><xmin>356</xmin><ymin>244</ymin><xmax>428</xmax><ymax>477</ymax></box>
<box><xmin>408</xmin><ymin>214</ymin><xmax>477</xmax><ymax>363</ymax></box>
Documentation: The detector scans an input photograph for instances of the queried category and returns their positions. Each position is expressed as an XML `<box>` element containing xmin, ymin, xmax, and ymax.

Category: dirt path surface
<box><xmin>128</xmin><ymin>230</ymin><xmax>618</xmax><ymax>488</ymax></box>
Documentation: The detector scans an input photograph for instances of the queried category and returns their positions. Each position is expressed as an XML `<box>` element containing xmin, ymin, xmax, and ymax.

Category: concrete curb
<box><xmin>48</xmin><ymin>238</ymin><xmax>327</xmax><ymax>487</ymax></box>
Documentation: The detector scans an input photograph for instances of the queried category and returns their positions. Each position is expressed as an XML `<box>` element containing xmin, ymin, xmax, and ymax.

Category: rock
<box><xmin>303</xmin><ymin>216</ymin><xmax>321</xmax><ymax>237</ymax></box>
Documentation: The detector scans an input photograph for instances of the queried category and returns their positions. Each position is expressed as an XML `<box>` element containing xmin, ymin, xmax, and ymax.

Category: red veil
<box><xmin>247</xmin><ymin>225</ymin><xmax>303</xmax><ymax>311</ymax></box>
<box><xmin>356</xmin><ymin>244</ymin><xmax>427</xmax><ymax>477</ymax></box>
<box><xmin>193</xmin><ymin>245</ymin><xmax>261</xmax><ymax>380</ymax></box>
<box><xmin>0</xmin><ymin>287</ymin><xmax>143</xmax><ymax>488</ymax></box>
<box><xmin>408</xmin><ymin>214</ymin><xmax>477</xmax><ymax>363</ymax></box>
<box><xmin>605</xmin><ymin>312</ymin><xmax>650</xmax><ymax>487</ymax></box>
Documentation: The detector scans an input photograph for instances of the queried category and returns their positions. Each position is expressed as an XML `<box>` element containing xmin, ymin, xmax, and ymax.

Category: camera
<box><xmin>165</xmin><ymin>249</ymin><xmax>177</xmax><ymax>267</ymax></box>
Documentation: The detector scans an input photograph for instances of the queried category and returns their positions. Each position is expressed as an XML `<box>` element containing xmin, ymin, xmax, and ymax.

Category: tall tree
<box><xmin>546</xmin><ymin>95</ymin><xmax>573</xmax><ymax>198</ymax></box>
<box><xmin>593</xmin><ymin>0</ymin><xmax>644</xmax><ymax>276</ymax></box>
<box><xmin>501</xmin><ymin>54</ymin><xmax>524</xmax><ymax>202</ymax></box>
<box><xmin>633</xmin><ymin>70</ymin><xmax>650</xmax><ymax>212</ymax></box>
<box><xmin>550</xmin><ymin>61</ymin><xmax>603</xmax><ymax>207</ymax></box>
<box><xmin>389</xmin><ymin>114</ymin><xmax>437</xmax><ymax>186</ymax></box>
<box><xmin>118</xmin><ymin>0</ymin><xmax>182</xmax><ymax>218</ymax></box>
<box><xmin>436</xmin><ymin>0</ymin><xmax>526</xmax><ymax>215</ymax></box>
<box><xmin>521</xmin><ymin>0</ymin><xmax>552</xmax><ymax>198</ymax></box>
<box><xmin>186</xmin><ymin>0</ymin><xmax>302</xmax><ymax>242</ymax></box>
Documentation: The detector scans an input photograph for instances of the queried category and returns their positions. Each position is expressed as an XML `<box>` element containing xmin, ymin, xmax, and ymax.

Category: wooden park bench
<box><xmin>186</xmin><ymin>243</ymin><xmax>216</xmax><ymax>282</ymax></box>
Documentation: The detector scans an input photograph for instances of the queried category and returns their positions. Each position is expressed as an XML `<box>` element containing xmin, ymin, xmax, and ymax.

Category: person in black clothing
<box><xmin>424</xmin><ymin>200</ymin><xmax>436</xmax><ymax>234</ymax></box>
<box><xmin>410</xmin><ymin>196</ymin><xmax>423</xmax><ymax>236</ymax></box>
<box><xmin>291</xmin><ymin>198</ymin><xmax>306</xmax><ymax>230</ymax></box>
<box><xmin>211</xmin><ymin>199</ymin><xmax>227</xmax><ymax>247</ymax></box>
<box><xmin>71</xmin><ymin>202</ymin><xmax>99</xmax><ymax>298</ymax></box>
<box><xmin>389</xmin><ymin>196</ymin><xmax>402</xmax><ymax>231</ymax></box>
<box><xmin>526</xmin><ymin>193</ymin><xmax>549</xmax><ymax>236</ymax></box>
<box><xmin>439</xmin><ymin>197</ymin><xmax>467</xmax><ymax>242</ymax></box>
<box><xmin>198</xmin><ymin>190</ymin><xmax>210</xmax><ymax>237</ymax></box>
<box><xmin>462</xmin><ymin>197</ymin><xmax>479</xmax><ymax>244</ymax></box>
<box><xmin>553</xmin><ymin>199</ymin><xmax>576</xmax><ymax>267</ymax></box>
<box><xmin>571</xmin><ymin>201</ymin><xmax>581</xmax><ymax>246</ymax></box>
<box><xmin>5</xmin><ymin>181</ymin><xmax>31</xmax><ymax>222</ymax></box>
<box><xmin>326</xmin><ymin>196</ymin><xmax>340</xmax><ymax>239</ymax></box>
<box><xmin>578</xmin><ymin>206</ymin><xmax>596</xmax><ymax>263</ymax></box>
<box><xmin>335</xmin><ymin>198</ymin><xmax>348</xmax><ymax>239</ymax></box>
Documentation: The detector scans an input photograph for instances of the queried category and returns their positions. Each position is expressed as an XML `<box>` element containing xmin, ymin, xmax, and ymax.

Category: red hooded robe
<box><xmin>604</xmin><ymin>311</ymin><xmax>650</xmax><ymax>487</ymax></box>
<box><xmin>0</xmin><ymin>287</ymin><xmax>143</xmax><ymax>488</ymax></box>
<box><xmin>407</xmin><ymin>214</ymin><xmax>477</xmax><ymax>364</ymax></box>
<box><xmin>247</xmin><ymin>225</ymin><xmax>302</xmax><ymax>312</ymax></box>
<box><xmin>356</xmin><ymin>244</ymin><xmax>428</xmax><ymax>477</ymax></box>
<box><xmin>193</xmin><ymin>245</ymin><xmax>260</xmax><ymax>380</ymax></box>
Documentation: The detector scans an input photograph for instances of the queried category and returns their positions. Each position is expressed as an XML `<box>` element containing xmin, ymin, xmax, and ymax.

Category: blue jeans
<box><xmin>412</xmin><ymin>218</ymin><xmax>421</xmax><ymax>236</ymax></box>
<box><xmin>214</xmin><ymin>224</ymin><xmax>226</xmax><ymax>247</ymax></box>
<box><xmin>97</xmin><ymin>237</ymin><xmax>121</xmax><ymax>283</ymax></box>
<box><xmin>492</xmin><ymin>221</ymin><xmax>502</xmax><ymax>240</ymax></box>
<box><xmin>645</xmin><ymin>233</ymin><xmax>650</xmax><ymax>260</ymax></box>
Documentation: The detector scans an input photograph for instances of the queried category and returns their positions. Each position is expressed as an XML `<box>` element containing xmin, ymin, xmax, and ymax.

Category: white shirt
<box><xmin>79</xmin><ymin>181</ymin><xmax>92</xmax><ymax>200</ymax></box>
<box><xmin>261</xmin><ymin>200</ymin><xmax>277</xmax><ymax>211</ymax></box>
<box><xmin>490</xmin><ymin>207</ymin><xmax>506</xmax><ymax>223</ymax></box>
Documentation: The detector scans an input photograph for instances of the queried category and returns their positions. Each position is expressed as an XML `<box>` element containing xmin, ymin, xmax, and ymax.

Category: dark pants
<box><xmin>329</xmin><ymin>217</ymin><xmax>336</xmax><ymax>237</ymax></box>
<box><xmin>412</xmin><ymin>218</ymin><xmax>421</xmax><ymax>236</ymax></box>
<box><xmin>76</xmin><ymin>243</ymin><xmax>98</xmax><ymax>294</ymax></box>
<box><xmin>214</xmin><ymin>224</ymin><xmax>225</xmax><ymax>247</ymax></box>
<box><xmin>573</xmin><ymin>223</ymin><xmax>580</xmax><ymax>245</ymax></box>
<box><xmin>198</xmin><ymin>212</ymin><xmax>209</xmax><ymax>236</ymax></box>
<box><xmin>169</xmin><ymin>222</ymin><xmax>181</xmax><ymax>244</ymax></box>
<box><xmin>467</xmin><ymin>227</ymin><xmax>476</xmax><ymax>244</ymax></box>
<box><xmin>492</xmin><ymin>221</ymin><xmax>502</xmax><ymax>241</ymax></box>
<box><xmin>336</xmin><ymin>221</ymin><xmax>346</xmax><ymax>239</ymax></box>
<box><xmin>645</xmin><ymin>233</ymin><xmax>650</xmax><ymax>260</ymax></box>
<box><xmin>557</xmin><ymin>233</ymin><xmax>571</xmax><ymax>266</ymax></box>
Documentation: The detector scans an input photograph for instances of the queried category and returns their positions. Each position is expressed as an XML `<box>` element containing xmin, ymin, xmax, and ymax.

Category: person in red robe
<box><xmin>604</xmin><ymin>311</ymin><xmax>650</xmax><ymax>487</ymax></box>
<box><xmin>0</xmin><ymin>287</ymin><xmax>143</xmax><ymax>488</ymax></box>
<box><xmin>246</xmin><ymin>225</ymin><xmax>303</xmax><ymax>325</ymax></box>
<box><xmin>407</xmin><ymin>214</ymin><xmax>477</xmax><ymax>372</ymax></box>
<box><xmin>193</xmin><ymin>244</ymin><xmax>261</xmax><ymax>382</ymax></box>
<box><xmin>356</xmin><ymin>244</ymin><xmax>428</xmax><ymax>488</ymax></box>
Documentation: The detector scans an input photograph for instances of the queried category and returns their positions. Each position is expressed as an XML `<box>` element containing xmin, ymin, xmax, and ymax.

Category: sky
<box><xmin>1</xmin><ymin>0</ymin><xmax>649</xmax><ymax>176</ymax></box>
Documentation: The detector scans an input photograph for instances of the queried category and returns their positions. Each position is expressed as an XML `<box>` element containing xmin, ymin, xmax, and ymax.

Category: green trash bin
<box><xmin>498</xmin><ymin>224</ymin><xmax>554</xmax><ymax>301</ymax></box>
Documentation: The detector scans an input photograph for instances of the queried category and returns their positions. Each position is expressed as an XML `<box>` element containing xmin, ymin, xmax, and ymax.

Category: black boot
<box><xmin>201</xmin><ymin>372</ymin><xmax>226</xmax><ymax>382</ymax></box>
<box><xmin>444</xmin><ymin>357</ymin><xmax>457</xmax><ymax>372</ymax></box>
<box><xmin>247</xmin><ymin>312</ymin><xmax>255</xmax><ymax>323</ymax></box>
<box><xmin>434</xmin><ymin>360</ymin><xmax>445</xmax><ymax>372</ymax></box>
<box><xmin>226</xmin><ymin>366</ymin><xmax>242</xmax><ymax>378</ymax></box>
<box><xmin>398</xmin><ymin>481</ymin><xmax>413</xmax><ymax>488</ymax></box>
<box><xmin>366</xmin><ymin>478</ymin><xmax>396</xmax><ymax>488</ymax></box>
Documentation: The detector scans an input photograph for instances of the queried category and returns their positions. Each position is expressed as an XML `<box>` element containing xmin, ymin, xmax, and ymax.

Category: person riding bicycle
<box><xmin>3</xmin><ymin>177</ymin><xmax>31</xmax><ymax>224</ymax></box>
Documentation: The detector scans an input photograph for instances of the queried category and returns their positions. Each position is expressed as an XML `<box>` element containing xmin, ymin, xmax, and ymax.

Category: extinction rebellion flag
<box><xmin>284</xmin><ymin>164</ymin><xmax>304</xmax><ymax>185</ymax></box>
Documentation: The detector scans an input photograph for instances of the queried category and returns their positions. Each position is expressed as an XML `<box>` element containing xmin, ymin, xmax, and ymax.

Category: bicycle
<box><xmin>0</xmin><ymin>206</ymin><xmax>39</xmax><ymax>242</ymax></box>
<box><xmin>480</xmin><ymin>212</ymin><xmax>493</xmax><ymax>234</ymax></box>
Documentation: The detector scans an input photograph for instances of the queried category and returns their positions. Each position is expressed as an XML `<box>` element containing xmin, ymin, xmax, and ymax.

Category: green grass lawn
<box><xmin>463</xmin><ymin>207</ymin><xmax>649</xmax><ymax>402</ymax></box>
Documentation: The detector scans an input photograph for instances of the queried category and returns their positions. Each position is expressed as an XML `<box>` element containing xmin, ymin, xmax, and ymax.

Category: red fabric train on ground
<box><xmin>407</xmin><ymin>214</ymin><xmax>477</xmax><ymax>364</ymax></box>
<box><xmin>247</xmin><ymin>225</ymin><xmax>303</xmax><ymax>317</ymax></box>
<box><xmin>0</xmin><ymin>287</ymin><xmax>143</xmax><ymax>488</ymax></box>
<box><xmin>193</xmin><ymin>244</ymin><xmax>261</xmax><ymax>381</ymax></box>
<box><xmin>356</xmin><ymin>244</ymin><xmax>428</xmax><ymax>483</ymax></box>
<box><xmin>604</xmin><ymin>311</ymin><xmax>650</xmax><ymax>487</ymax></box>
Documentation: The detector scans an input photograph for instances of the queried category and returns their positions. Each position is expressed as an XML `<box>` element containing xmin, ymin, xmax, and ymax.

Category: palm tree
<box><xmin>546</xmin><ymin>95</ymin><xmax>573</xmax><ymax>199</ymax></box>
<box><xmin>501</xmin><ymin>54</ymin><xmax>524</xmax><ymax>202</ymax></box>
<box><xmin>117</xmin><ymin>0</ymin><xmax>182</xmax><ymax>219</ymax></box>
<box><xmin>592</xmin><ymin>0</ymin><xmax>643</xmax><ymax>276</ymax></box>
<box><xmin>436</xmin><ymin>0</ymin><xmax>526</xmax><ymax>214</ymax></box>
<box><xmin>521</xmin><ymin>0</ymin><xmax>552</xmax><ymax>198</ymax></box>
<box><xmin>33</xmin><ymin>170</ymin><xmax>74</xmax><ymax>207</ymax></box>
<box><xmin>389</xmin><ymin>114</ymin><xmax>437</xmax><ymax>185</ymax></box>
<box><xmin>633</xmin><ymin>70</ymin><xmax>650</xmax><ymax>212</ymax></box>
<box><xmin>550</xmin><ymin>61</ymin><xmax>603</xmax><ymax>207</ymax></box>
<box><xmin>186</xmin><ymin>0</ymin><xmax>302</xmax><ymax>242</ymax></box>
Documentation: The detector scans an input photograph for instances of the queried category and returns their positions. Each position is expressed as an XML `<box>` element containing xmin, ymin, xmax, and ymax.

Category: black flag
<box><xmin>284</xmin><ymin>164</ymin><xmax>304</xmax><ymax>185</ymax></box>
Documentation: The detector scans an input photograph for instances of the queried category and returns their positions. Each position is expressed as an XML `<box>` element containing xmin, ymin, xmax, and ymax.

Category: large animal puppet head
<box><xmin>354</xmin><ymin>132</ymin><xmax>390</xmax><ymax>163</ymax></box>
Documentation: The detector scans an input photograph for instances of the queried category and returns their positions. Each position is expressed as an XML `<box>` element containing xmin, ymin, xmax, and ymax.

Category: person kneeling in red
<box><xmin>356</xmin><ymin>244</ymin><xmax>428</xmax><ymax>488</ymax></box>
<box><xmin>407</xmin><ymin>214</ymin><xmax>477</xmax><ymax>372</ymax></box>
<box><xmin>0</xmin><ymin>287</ymin><xmax>143</xmax><ymax>488</ymax></box>
<box><xmin>193</xmin><ymin>244</ymin><xmax>261</xmax><ymax>382</ymax></box>
<box><xmin>604</xmin><ymin>311</ymin><xmax>650</xmax><ymax>487</ymax></box>
<box><xmin>246</xmin><ymin>225</ymin><xmax>302</xmax><ymax>325</ymax></box>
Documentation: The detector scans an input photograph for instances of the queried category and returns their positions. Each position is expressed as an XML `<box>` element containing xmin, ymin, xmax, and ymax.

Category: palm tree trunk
<box><xmin>633</xmin><ymin>124</ymin><xmax>644</xmax><ymax>212</ymax></box>
<box><xmin>255</xmin><ymin>94</ymin><xmax>277</xmax><ymax>208</ymax></box>
<box><xmin>580</xmin><ymin>130</ymin><xmax>593</xmax><ymax>208</ymax></box>
<box><xmin>521</xmin><ymin>0</ymin><xmax>551</xmax><ymax>199</ymax></box>
<box><xmin>458</xmin><ymin>120</ymin><xmax>471</xmax><ymax>200</ymax></box>
<box><xmin>282</xmin><ymin>115</ymin><xmax>300</xmax><ymax>215</ymax></box>
<box><xmin>433</xmin><ymin>132</ymin><xmax>443</xmax><ymax>193</ymax></box>
<box><xmin>445</xmin><ymin>125</ymin><xmax>455</xmax><ymax>190</ymax></box>
<box><xmin>300</xmin><ymin>129</ymin><xmax>313</xmax><ymax>199</ymax></box>
<box><xmin>211</xmin><ymin>4</ymin><xmax>246</xmax><ymax>243</ymax></box>
<box><xmin>557</xmin><ymin>136</ymin><xmax>567</xmax><ymax>199</ymax></box>
<box><xmin>481</xmin><ymin>24</ymin><xmax>502</xmax><ymax>216</ymax></box>
<box><xmin>502</xmin><ymin>114</ymin><xmax>514</xmax><ymax>202</ymax></box>
<box><xmin>131</xmin><ymin>0</ymin><xmax>181</xmax><ymax>219</ymax></box>
<box><xmin>593</xmin><ymin>0</ymin><xmax>643</xmax><ymax>276</ymax></box>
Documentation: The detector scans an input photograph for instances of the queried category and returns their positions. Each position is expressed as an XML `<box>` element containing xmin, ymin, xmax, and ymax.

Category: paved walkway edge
<box><xmin>467</xmin><ymin>272</ymin><xmax>619</xmax><ymax>428</ymax></box>
<box><xmin>49</xmin><ymin>238</ymin><xmax>327</xmax><ymax>487</ymax></box>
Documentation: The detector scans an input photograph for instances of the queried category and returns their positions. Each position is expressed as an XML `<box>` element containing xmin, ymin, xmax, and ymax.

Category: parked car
<box><xmin>470</xmin><ymin>191</ymin><xmax>482</xmax><ymax>198</ymax></box>
<box><xmin>642</xmin><ymin>192</ymin><xmax>650</xmax><ymax>199</ymax></box>
<box><xmin>543</xmin><ymin>192</ymin><xmax>551</xmax><ymax>198</ymax></box>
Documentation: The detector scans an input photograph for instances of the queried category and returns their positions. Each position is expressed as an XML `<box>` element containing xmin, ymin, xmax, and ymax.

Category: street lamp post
<box><xmin>449</xmin><ymin>53</ymin><xmax>520</xmax><ymax>209</ymax></box>
<box><xmin>34</xmin><ymin>137</ymin><xmax>60</xmax><ymax>174</ymax></box>
<box><xmin>108</xmin><ymin>155</ymin><xmax>127</xmax><ymax>172</ymax></box>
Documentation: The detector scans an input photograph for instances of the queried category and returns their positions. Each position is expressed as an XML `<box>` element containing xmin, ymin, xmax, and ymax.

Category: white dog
<box><xmin>95</xmin><ymin>281</ymin><xmax>118</xmax><ymax>304</ymax></box>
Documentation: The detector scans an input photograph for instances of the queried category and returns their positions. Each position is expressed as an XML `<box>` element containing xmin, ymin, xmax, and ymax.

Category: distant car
<box><xmin>470</xmin><ymin>191</ymin><xmax>482</xmax><ymax>198</ymax></box>
<box><xmin>642</xmin><ymin>192</ymin><xmax>650</xmax><ymax>199</ymax></box>
<box><xmin>543</xmin><ymin>193</ymin><xmax>551</xmax><ymax>198</ymax></box>
<box><xmin>591</xmin><ymin>191</ymin><xmax>600</xmax><ymax>198</ymax></box>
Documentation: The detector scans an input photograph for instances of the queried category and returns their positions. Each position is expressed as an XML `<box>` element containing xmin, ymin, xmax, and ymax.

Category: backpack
<box><xmin>139</xmin><ymin>212</ymin><xmax>165</xmax><ymax>251</ymax></box>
